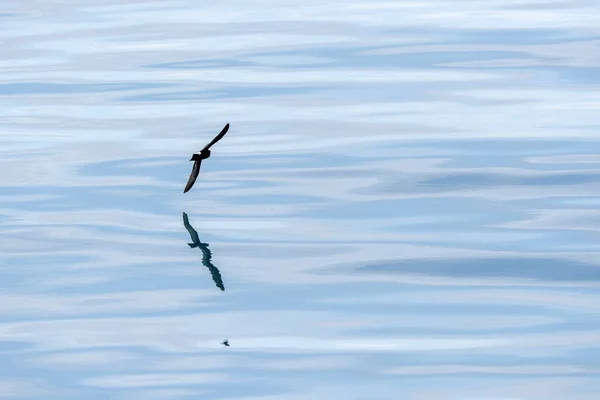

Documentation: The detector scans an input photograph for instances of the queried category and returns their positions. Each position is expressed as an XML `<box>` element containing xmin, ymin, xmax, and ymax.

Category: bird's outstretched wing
<box><xmin>202</xmin><ymin>123</ymin><xmax>230</xmax><ymax>151</ymax></box>
<box><xmin>183</xmin><ymin>159</ymin><xmax>202</xmax><ymax>193</ymax></box>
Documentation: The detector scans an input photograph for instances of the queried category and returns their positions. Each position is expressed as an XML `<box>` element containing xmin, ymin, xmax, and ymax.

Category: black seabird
<box><xmin>184</xmin><ymin>123</ymin><xmax>230</xmax><ymax>193</ymax></box>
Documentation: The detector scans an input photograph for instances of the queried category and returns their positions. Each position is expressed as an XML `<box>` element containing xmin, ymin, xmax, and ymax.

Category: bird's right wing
<box><xmin>183</xmin><ymin>160</ymin><xmax>202</xmax><ymax>193</ymax></box>
<box><xmin>202</xmin><ymin>123</ymin><xmax>230</xmax><ymax>151</ymax></box>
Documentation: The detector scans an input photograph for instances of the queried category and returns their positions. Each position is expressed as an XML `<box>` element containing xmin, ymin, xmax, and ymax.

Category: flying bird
<box><xmin>182</xmin><ymin>212</ymin><xmax>225</xmax><ymax>291</ymax></box>
<box><xmin>222</xmin><ymin>340</ymin><xmax>230</xmax><ymax>347</ymax></box>
<box><xmin>184</xmin><ymin>123</ymin><xmax>230</xmax><ymax>193</ymax></box>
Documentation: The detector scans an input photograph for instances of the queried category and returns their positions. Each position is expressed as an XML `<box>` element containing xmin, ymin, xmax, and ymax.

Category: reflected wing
<box><xmin>200</xmin><ymin>244</ymin><xmax>225</xmax><ymax>291</ymax></box>
<box><xmin>207</xmin><ymin>264</ymin><xmax>225</xmax><ymax>291</ymax></box>
<box><xmin>183</xmin><ymin>160</ymin><xmax>202</xmax><ymax>193</ymax></box>
<box><xmin>202</xmin><ymin>123</ymin><xmax>230</xmax><ymax>151</ymax></box>
<box><xmin>182</xmin><ymin>212</ymin><xmax>200</xmax><ymax>244</ymax></box>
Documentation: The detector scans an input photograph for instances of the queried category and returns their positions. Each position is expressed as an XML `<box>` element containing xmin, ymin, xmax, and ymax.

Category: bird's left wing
<box><xmin>183</xmin><ymin>159</ymin><xmax>202</xmax><ymax>193</ymax></box>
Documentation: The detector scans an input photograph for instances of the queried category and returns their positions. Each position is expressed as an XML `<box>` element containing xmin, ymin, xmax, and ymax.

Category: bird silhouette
<box><xmin>222</xmin><ymin>340</ymin><xmax>229</xmax><ymax>347</ymax></box>
<box><xmin>182</xmin><ymin>212</ymin><xmax>225</xmax><ymax>291</ymax></box>
<box><xmin>184</xmin><ymin>123</ymin><xmax>230</xmax><ymax>193</ymax></box>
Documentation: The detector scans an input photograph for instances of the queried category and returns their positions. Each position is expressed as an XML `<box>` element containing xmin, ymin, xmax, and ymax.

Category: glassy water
<box><xmin>2</xmin><ymin>1</ymin><xmax>600</xmax><ymax>398</ymax></box>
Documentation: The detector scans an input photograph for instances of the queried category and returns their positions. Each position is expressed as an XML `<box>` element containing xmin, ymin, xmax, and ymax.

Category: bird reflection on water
<box><xmin>182</xmin><ymin>212</ymin><xmax>225</xmax><ymax>291</ymax></box>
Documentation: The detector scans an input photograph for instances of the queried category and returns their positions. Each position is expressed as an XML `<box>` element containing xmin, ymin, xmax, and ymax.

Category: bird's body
<box><xmin>191</xmin><ymin>149</ymin><xmax>211</xmax><ymax>162</ymax></box>
<box><xmin>222</xmin><ymin>340</ymin><xmax>229</xmax><ymax>347</ymax></box>
<box><xmin>184</xmin><ymin>123</ymin><xmax>229</xmax><ymax>193</ymax></box>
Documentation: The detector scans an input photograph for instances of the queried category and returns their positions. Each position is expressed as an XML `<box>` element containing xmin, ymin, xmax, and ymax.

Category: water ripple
<box><xmin>2</xmin><ymin>0</ymin><xmax>600</xmax><ymax>399</ymax></box>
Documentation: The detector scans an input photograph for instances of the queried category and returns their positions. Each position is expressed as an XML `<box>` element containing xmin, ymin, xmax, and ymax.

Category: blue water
<box><xmin>2</xmin><ymin>1</ymin><xmax>600</xmax><ymax>399</ymax></box>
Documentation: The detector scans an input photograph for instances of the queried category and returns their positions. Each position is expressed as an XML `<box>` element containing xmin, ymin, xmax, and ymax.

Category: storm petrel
<box><xmin>183</xmin><ymin>123</ymin><xmax>230</xmax><ymax>193</ymax></box>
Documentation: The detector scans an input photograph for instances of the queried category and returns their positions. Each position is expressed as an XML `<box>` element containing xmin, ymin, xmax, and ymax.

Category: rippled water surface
<box><xmin>2</xmin><ymin>0</ymin><xmax>600</xmax><ymax>398</ymax></box>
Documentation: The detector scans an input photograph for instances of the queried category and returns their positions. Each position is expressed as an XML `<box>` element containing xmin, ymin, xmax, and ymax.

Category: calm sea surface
<box><xmin>2</xmin><ymin>1</ymin><xmax>600</xmax><ymax>399</ymax></box>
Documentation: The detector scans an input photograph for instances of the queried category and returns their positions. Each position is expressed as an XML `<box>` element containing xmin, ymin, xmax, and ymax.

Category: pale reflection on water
<box><xmin>2</xmin><ymin>0</ymin><xmax>600</xmax><ymax>399</ymax></box>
